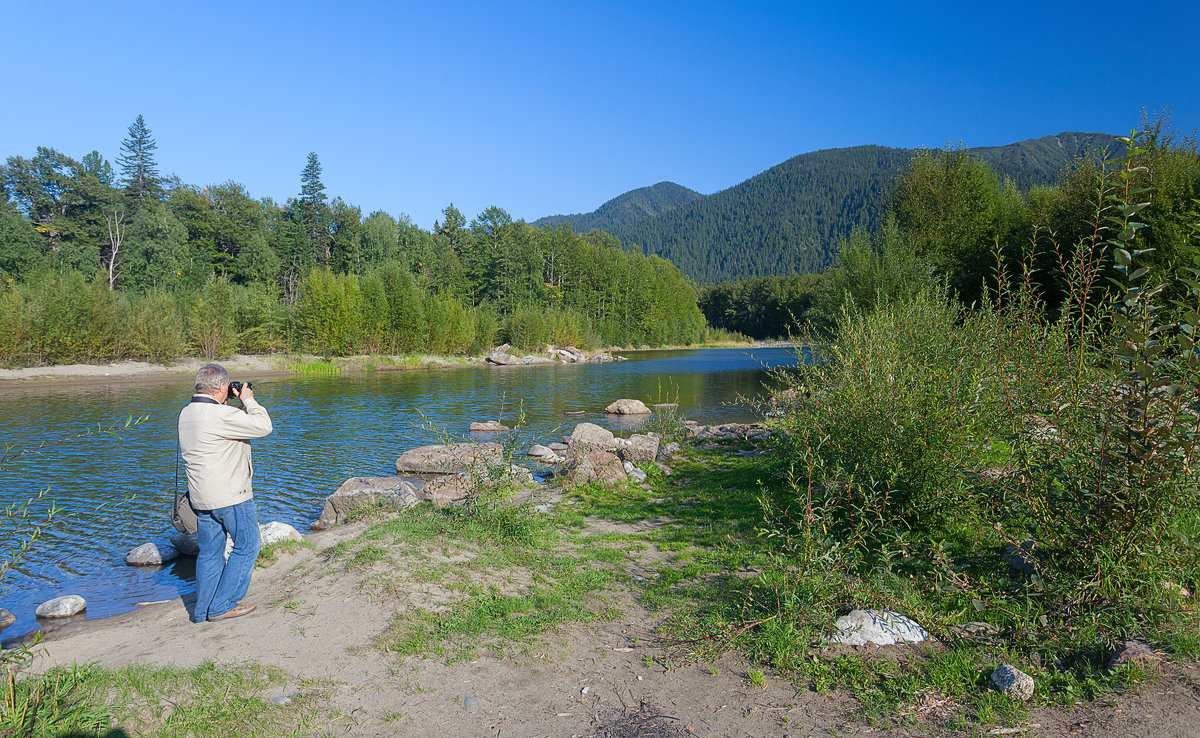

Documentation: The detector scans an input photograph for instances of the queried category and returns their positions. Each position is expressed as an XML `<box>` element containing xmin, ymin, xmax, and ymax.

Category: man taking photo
<box><xmin>179</xmin><ymin>363</ymin><xmax>273</xmax><ymax>623</ymax></box>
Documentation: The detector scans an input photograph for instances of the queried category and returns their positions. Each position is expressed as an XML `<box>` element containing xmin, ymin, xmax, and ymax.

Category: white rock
<box><xmin>825</xmin><ymin>609</ymin><xmax>930</xmax><ymax>646</ymax></box>
<box><xmin>990</xmin><ymin>664</ymin><xmax>1035</xmax><ymax>701</ymax></box>
<box><xmin>260</xmin><ymin>521</ymin><xmax>303</xmax><ymax>546</ymax></box>
<box><xmin>36</xmin><ymin>595</ymin><xmax>86</xmax><ymax>618</ymax></box>
<box><xmin>605</xmin><ymin>398</ymin><xmax>651</xmax><ymax>415</ymax></box>
<box><xmin>628</xmin><ymin>468</ymin><xmax>648</xmax><ymax>483</ymax></box>
<box><xmin>125</xmin><ymin>541</ymin><xmax>180</xmax><ymax>566</ymax></box>
<box><xmin>528</xmin><ymin>444</ymin><xmax>553</xmax><ymax>457</ymax></box>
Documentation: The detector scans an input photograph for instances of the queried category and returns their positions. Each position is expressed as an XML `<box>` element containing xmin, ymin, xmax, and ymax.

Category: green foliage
<box><xmin>537</xmin><ymin>134</ymin><xmax>1119</xmax><ymax>285</ymax></box>
<box><xmin>699</xmin><ymin>273</ymin><xmax>824</xmax><ymax>339</ymax></box>
<box><xmin>185</xmin><ymin>277</ymin><xmax>238</xmax><ymax>359</ymax></box>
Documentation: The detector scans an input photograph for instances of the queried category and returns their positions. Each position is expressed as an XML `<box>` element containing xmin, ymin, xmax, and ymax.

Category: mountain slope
<box><xmin>534</xmin><ymin>181</ymin><xmax>702</xmax><ymax>233</ymax></box>
<box><xmin>538</xmin><ymin>132</ymin><xmax>1120</xmax><ymax>284</ymax></box>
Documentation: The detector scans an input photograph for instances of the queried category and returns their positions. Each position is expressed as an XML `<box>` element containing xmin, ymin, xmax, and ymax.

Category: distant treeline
<box><xmin>700</xmin><ymin>118</ymin><xmax>1200</xmax><ymax>339</ymax></box>
<box><xmin>0</xmin><ymin>117</ymin><xmax>709</xmax><ymax>365</ymax></box>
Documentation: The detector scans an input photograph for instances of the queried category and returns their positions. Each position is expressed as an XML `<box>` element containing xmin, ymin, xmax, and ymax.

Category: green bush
<box><xmin>121</xmin><ymin>291</ymin><xmax>185</xmax><ymax>363</ymax></box>
<box><xmin>184</xmin><ymin>277</ymin><xmax>237</xmax><ymax>359</ymax></box>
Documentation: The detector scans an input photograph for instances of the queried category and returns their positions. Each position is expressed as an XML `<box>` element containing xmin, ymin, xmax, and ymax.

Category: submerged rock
<box><xmin>824</xmin><ymin>609</ymin><xmax>930</xmax><ymax>646</ymax></box>
<box><xmin>396</xmin><ymin>442</ymin><xmax>503</xmax><ymax>474</ymax></box>
<box><xmin>36</xmin><ymin>595</ymin><xmax>86</xmax><ymax>619</ymax></box>
<box><xmin>125</xmin><ymin>541</ymin><xmax>180</xmax><ymax>566</ymax></box>
<box><xmin>470</xmin><ymin>421</ymin><xmax>510</xmax><ymax>432</ymax></box>
<box><xmin>0</xmin><ymin>609</ymin><xmax>15</xmax><ymax>632</ymax></box>
<box><xmin>990</xmin><ymin>664</ymin><xmax>1035</xmax><ymax>701</ymax></box>
<box><xmin>319</xmin><ymin>477</ymin><xmax>421</xmax><ymax>526</ymax></box>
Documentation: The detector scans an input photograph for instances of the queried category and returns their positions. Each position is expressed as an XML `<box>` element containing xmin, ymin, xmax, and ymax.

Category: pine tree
<box><xmin>117</xmin><ymin>114</ymin><xmax>164</xmax><ymax>208</ymax></box>
<box><xmin>298</xmin><ymin>152</ymin><xmax>331</xmax><ymax>264</ymax></box>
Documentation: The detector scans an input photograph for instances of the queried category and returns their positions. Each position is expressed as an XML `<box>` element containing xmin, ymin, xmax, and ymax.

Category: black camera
<box><xmin>227</xmin><ymin>380</ymin><xmax>253</xmax><ymax>398</ymax></box>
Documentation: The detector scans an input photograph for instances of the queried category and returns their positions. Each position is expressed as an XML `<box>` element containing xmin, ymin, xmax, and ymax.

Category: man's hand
<box><xmin>238</xmin><ymin>385</ymin><xmax>255</xmax><ymax>402</ymax></box>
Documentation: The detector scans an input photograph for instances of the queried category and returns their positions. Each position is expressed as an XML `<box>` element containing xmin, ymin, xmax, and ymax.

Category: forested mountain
<box><xmin>538</xmin><ymin>132</ymin><xmax>1122</xmax><ymax>284</ymax></box>
<box><xmin>534</xmin><ymin>181</ymin><xmax>701</xmax><ymax>232</ymax></box>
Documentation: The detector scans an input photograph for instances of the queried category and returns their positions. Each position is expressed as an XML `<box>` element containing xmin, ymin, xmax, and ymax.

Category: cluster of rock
<box><xmin>124</xmin><ymin>521</ymin><xmax>304</xmax><ymax>567</ymax></box>
<box><xmin>484</xmin><ymin>344</ymin><xmax>625</xmax><ymax>367</ymax></box>
<box><xmin>682</xmin><ymin>421</ymin><xmax>771</xmax><ymax>441</ymax></box>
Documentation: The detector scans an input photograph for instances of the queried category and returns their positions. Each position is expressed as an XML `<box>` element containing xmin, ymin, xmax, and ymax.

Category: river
<box><xmin>0</xmin><ymin>347</ymin><xmax>798</xmax><ymax>638</ymax></box>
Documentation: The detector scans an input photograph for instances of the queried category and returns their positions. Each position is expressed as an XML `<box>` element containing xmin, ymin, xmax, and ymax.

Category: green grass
<box><xmin>256</xmin><ymin>539</ymin><xmax>312</xmax><ymax>566</ymax></box>
<box><xmin>4</xmin><ymin>661</ymin><xmax>333</xmax><ymax>737</ymax></box>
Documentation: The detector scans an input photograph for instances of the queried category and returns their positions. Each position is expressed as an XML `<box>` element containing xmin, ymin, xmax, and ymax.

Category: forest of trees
<box><xmin>542</xmin><ymin>133</ymin><xmax>1122</xmax><ymax>285</ymax></box>
<box><xmin>0</xmin><ymin>117</ymin><xmax>709</xmax><ymax>365</ymax></box>
<box><xmin>699</xmin><ymin>120</ymin><xmax>1198</xmax><ymax>338</ymax></box>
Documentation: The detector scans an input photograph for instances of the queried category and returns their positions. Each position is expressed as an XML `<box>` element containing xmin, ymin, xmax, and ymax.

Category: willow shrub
<box><xmin>760</xmin><ymin>133</ymin><xmax>1200</xmax><ymax>659</ymax></box>
<box><xmin>183</xmin><ymin>277</ymin><xmax>237</xmax><ymax>360</ymax></box>
<box><xmin>121</xmin><ymin>291</ymin><xmax>185</xmax><ymax>363</ymax></box>
<box><xmin>501</xmin><ymin>305</ymin><xmax>594</xmax><ymax>351</ymax></box>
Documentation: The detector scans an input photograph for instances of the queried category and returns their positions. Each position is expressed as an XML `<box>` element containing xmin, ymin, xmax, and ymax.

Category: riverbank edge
<box><xmin>0</xmin><ymin>341</ymin><xmax>774</xmax><ymax>387</ymax></box>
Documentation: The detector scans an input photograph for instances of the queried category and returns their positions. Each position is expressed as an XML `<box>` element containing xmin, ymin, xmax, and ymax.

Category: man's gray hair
<box><xmin>195</xmin><ymin>363</ymin><xmax>230</xmax><ymax>394</ymax></box>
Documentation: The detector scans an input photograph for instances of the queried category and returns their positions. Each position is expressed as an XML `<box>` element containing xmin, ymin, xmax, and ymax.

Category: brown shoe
<box><xmin>207</xmin><ymin>604</ymin><xmax>257</xmax><ymax>622</ymax></box>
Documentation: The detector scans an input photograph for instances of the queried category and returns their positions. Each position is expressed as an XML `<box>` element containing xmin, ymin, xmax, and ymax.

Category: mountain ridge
<box><xmin>534</xmin><ymin>132</ymin><xmax>1122</xmax><ymax>284</ymax></box>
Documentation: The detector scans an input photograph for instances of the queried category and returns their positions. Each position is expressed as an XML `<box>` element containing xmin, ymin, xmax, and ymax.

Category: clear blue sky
<box><xmin>4</xmin><ymin>0</ymin><xmax>1197</xmax><ymax>229</ymax></box>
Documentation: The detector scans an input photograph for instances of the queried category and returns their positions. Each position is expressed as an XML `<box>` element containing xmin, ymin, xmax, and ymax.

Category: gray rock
<box><xmin>319</xmin><ymin>477</ymin><xmax>422</xmax><ymax>526</ymax></box>
<box><xmin>1002</xmin><ymin>539</ymin><xmax>1038</xmax><ymax>574</ymax></box>
<box><xmin>825</xmin><ymin>609</ymin><xmax>930</xmax><ymax>646</ymax></box>
<box><xmin>470</xmin><ymin>421</ymin><xmax>510</xmax><ymax>432</ymax></box>
<box><xmin>528</xmin><ymin>444</ymin><xmax>553</xmax><ymax>457</ymax></box>
<box><xmin>260</xmin><ymin>521</ymin><xmax>303</xmax><ymax>546</ymax></box>
<box><xmin>464</xmin><ymin>695</ymin><xmax>478</xmax><ymax>707</ymax></box>
<box><xmin>569</xmin><ymin>423</ymin><xmax>616</xmax><ymax>453</ymax></box>
<box><xmin>0</xmin><ymin>608</ymin><xmax>15</xmax><ymax>632</ymax></box>
<box><xmin>548</xmin><ymin>442</ymin><xmax>569</xmax><ymax>451</ymax></box>
<box><xmin>567</xmin><ymin>450</ymin><xmax>628</xmax><ymax>487</ymax></box>
<box><xmin>170</xmin><ymin>532</ymin><xmax>200</xmax><ymax>556</ymax></box>
<box><xmin>270</xmin><ymin>693</ymin><xmax>299</xmax><ymax>705</ymax></box>
<box><xmin>36</xmin><ymin>595</ymin><xmax>86</xmax><ymax>619</ymax></box>
<box><xmin>125</xmin><ymin>541</ymin><xmax>180</xmax><ymax>566</ymax></box>
<box><xmin>396</xmin><ymin>442</ymin><xmax>503</xmax><ymax>474</ymax></box>
<box><xmin>605</xmin><ymin>398</ymin><xmax>651</xmax><ymax>415</ymax></box>
<box><xmin>657</xmin><ymin>442</ymin><xmax>682</xmax><ymax>462</ymax></box>
<box><xmin>1107</xmin><ymin>640</ymin><xmax>1160</xmax><ymax>672</ymax></box>
<box><xmin>627</xmin><ymin>468</ymin><xmax>647</xmax><ymax>484</ymax></box>
<box><xmin>990</xmin><ymin>664</ymin><xmax>1035</xmax><ymax>701</ymax></box>
<box><xmin>621</xmin><ymin>434</ymin><xmax>660</xmax><ymax>464</ymax></box>
<box><xmin>422</xmin><ymin>474</ymin><xmax>472</xmax><ymax>507</ymax></box>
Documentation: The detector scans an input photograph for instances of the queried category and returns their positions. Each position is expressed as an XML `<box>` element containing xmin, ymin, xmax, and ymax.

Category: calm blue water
<box><xmin>0</xmin><ymin>348</ymin><xmax>797</xmax><ymax>639</ymax></box>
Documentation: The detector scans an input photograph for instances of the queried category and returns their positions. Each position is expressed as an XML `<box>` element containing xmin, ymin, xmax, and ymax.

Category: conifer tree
<box><xmin>298</xmin><ymin>152</ymin><xmax>331</xmax><ymax>264</ymax></box>
<box><xmin>117</xmin><ymin>114</ymin><xmax>164</xmax><ymax>208</ymax></box>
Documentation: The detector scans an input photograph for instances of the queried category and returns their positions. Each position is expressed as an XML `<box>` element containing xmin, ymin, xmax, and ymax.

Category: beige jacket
<box><xmin>178</xmin><ymin>395</ymin><xmax>274</xmax><ymax>510</ymax></box>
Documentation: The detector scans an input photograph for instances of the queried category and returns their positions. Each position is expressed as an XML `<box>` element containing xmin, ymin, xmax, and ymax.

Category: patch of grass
<box><xmin>378</xmin><ymin>565</ymin><xmax>613</xmax><ymax>662</ymax></box>
<box><xmin>277</xmin><ymin>356</ymin><xmax>341</xmax><ymax>374</ymax></box>
<box><xmin>256</xmin><ymin>539</ymin><xmax>313</xmax><ymax>566</ymax></box>
<box><xmin>746</xmin><ymin>669</ymin><xmax>765</xmax><ymax>688</ymax></box>
<box><xmin>12</xmin><ymin>661</ymin><xmax>333</xmax><ymax>737</ymax></box>
<box><xmin>348</xmin><ymin>543</ymin><xmax>389</xmax><ymax>569</ymax></box>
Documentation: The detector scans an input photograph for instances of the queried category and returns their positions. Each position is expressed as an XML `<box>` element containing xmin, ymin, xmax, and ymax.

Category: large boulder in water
<box><xmin>605</xmin><ymin>399</ymin><xmax>651</xmax><ymax>415</ymax></box>
<box><xmin>36</xmin><ymin>595</ymin><xmax>86</xmax><ymax>619</ymax></box>
<box><xmin>170</xmin><ymin>532</ymin><xmax>200</xmax><ymax>556</ymax></box>
<box><xmin>470</xmin><ymin>421</ymin><xmax>510</xmax><ymax>433</ymax></box>
<box><xmin>396</xmin><ymin>443</ymin><xmax>503</xmax><ymax>474</ymax></box>
<box><xmin>125</xmin><ymin>541</ymin><xmax>180</xmax><ymax>566</ymax></box>
<box><xmin>319</xmin><ymin>477</ymin><xmax>421</xmax><ymax>526</ymax></box>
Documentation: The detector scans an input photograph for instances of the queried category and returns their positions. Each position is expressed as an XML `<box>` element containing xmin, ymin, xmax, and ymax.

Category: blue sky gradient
<box><xmin>3</xmin><ymin>0</ymin><xmax>1197</xmax><ymax>227</ymax></box>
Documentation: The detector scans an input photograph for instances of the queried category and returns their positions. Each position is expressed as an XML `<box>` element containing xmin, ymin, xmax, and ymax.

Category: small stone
<box><xmin>170</xmin><ymin>532</ymin><xmax>200</xmax><ymax>556</ymax></box>
<box><xmin>36</xmin><ymin>595</ymin><xmax>86</xmax><ymax>619</ymax></box>
<box><xmin>580</xmin><ymin>687</ymin><xmax>589</xmax><ymax>695</ymax></box>
<box><xmin>270</xmin><ymin>693</ymin><xmax>298</xmax><ymax>705</ymax></box>
<box><xmin>464</xmin><ymin>696</ymin><xmax>478</xmax><ymax>707</ymax></box>
<box><xmin>824</xmin><ymin>609</ymin><xmax>930</xmax><ymax>646</ymax></box>
<box><xmin>125</xmin><ymin>541</ymin><xmax>180</xmax><ymax>566</ymax></box>
<box><xmin>1163</xmin><ymin>581</ymin><xmax>1191</xmax><ymax>599</ymax></box>
<box><xmin>548</xmin><ymin>442</ymin><xmax>569</xmax><ymax>451</ymax></box>
<box><xmin>534</xmin><ymin>504</ymin><xmax>554</xmax><ymax>513</ymax></box>
<box><xmin>628</xmin><ymin>468</ymin><xmax>647</xmax><ymax>484</ymax></box>
<box><xmin>260</xmin><ymin>521</ymin><xmax>303</xmax><ymax>546</ymax></box>
<box><xmin>0</xmin><ymin>609</ymin><xmax>15</xmax><ymax>632</ymax></box>
<box><xmin>528</xmin><ymin>444</ymin><xmax>553</xmax><ymax>457</ymax></box>
<box><xmin>636</xmin><ymin>675</ymin><xmax>643</xmax><ymax>681</ymax></box>
<box><xmin>1107</xmin><ymin>640</ymin><xmax>1161</xmax><ymax>672</ymax></box>
<box><xmin>990</xmin><ymin>664</ymin><xmax>1035</xmax><ymax>701</ymax></box>
<box><xmin>623</xmin><ymin>461</ymin><xmax>636</xmax><ymax>473</ymax></box>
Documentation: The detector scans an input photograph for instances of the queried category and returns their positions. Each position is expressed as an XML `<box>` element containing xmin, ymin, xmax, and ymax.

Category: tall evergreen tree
<box><xmin>298</xmin><ymin>152</ymin><xmax>331</xmax><ymax>264</ymax></box>
<box><xmin>117</xmin><ymin>115</ymin><xmax>164</xmax><ymax>208</ymax></box>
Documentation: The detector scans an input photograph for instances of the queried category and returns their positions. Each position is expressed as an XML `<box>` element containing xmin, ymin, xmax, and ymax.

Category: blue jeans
<box><xmin>191</xmin><ymin>499</ymin><xmax>260</xmax><ymax>622</ymax></box>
